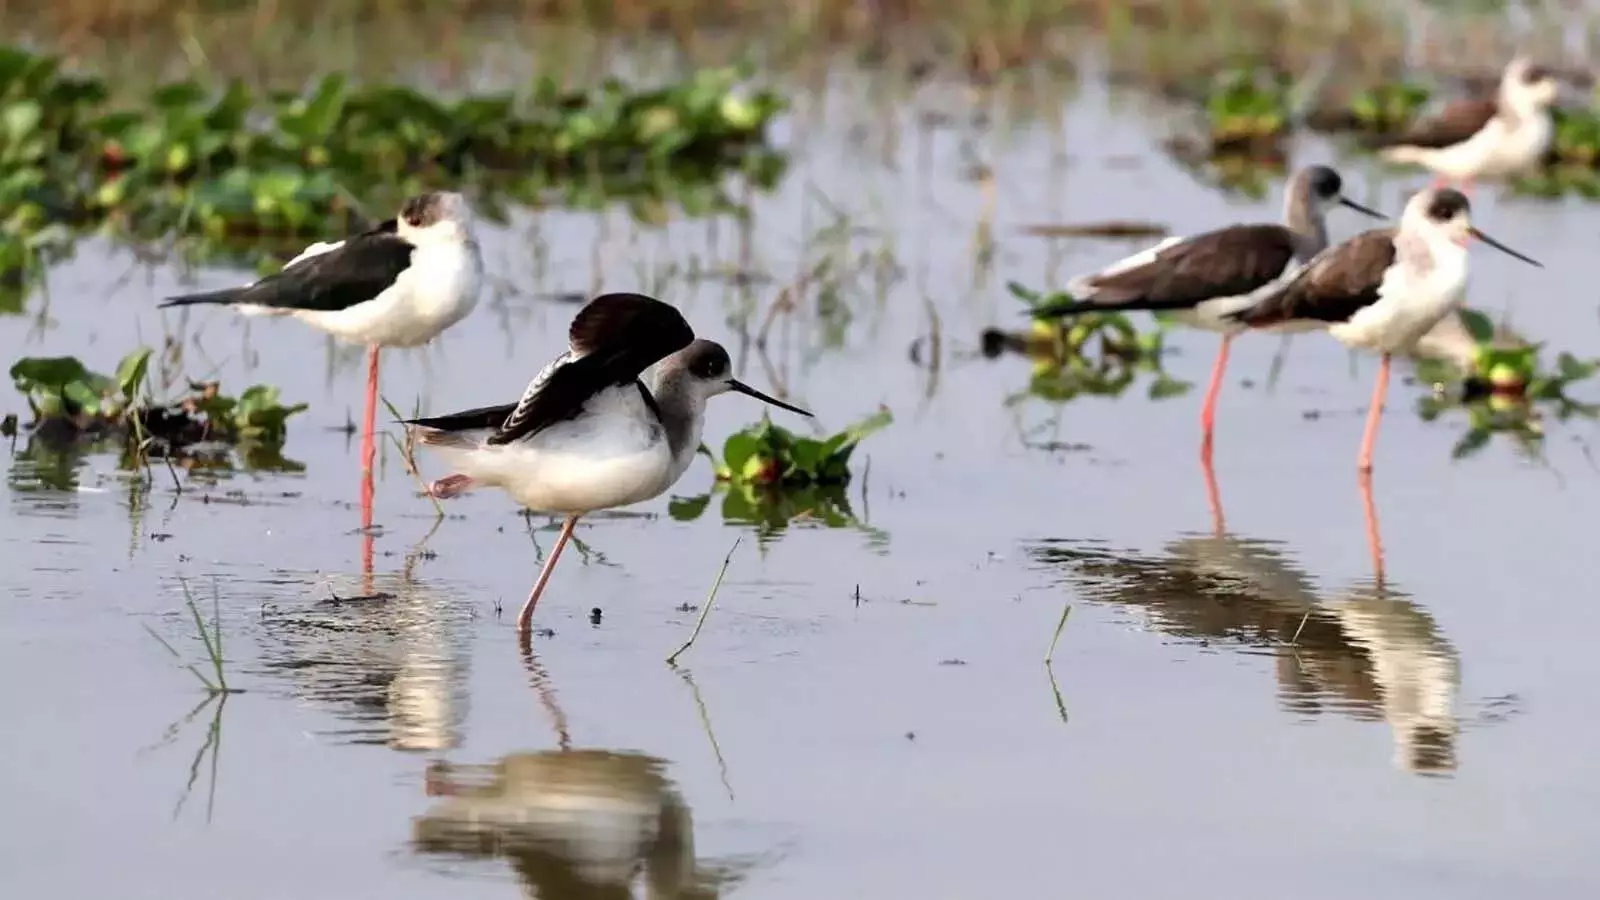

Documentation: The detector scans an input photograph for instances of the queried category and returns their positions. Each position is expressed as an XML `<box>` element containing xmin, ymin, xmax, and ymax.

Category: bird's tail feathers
<box><xmin>1378</xmin><ymin>145</ymin><xmax>1431</xmax><ymax>166</ymax></box>
<box><xmin>159</xmin><ymin>288</ymin><xmax>247</xmax><ymax>309</ymax></box>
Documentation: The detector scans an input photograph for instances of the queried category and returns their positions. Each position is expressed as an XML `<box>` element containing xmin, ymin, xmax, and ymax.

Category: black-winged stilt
<box><xmin>1377</xmin><ymin>57</ymin><xmax>1560</xmax><ymax>194</ymax></box>
<box><xmin>1226</xmin><ymin>187</ymin><xmax>1541</xmax><ymax>472</ymax></box>
<box><xmin>160</xmin><ymin>191</ymin><xmax>483</xmax><ymax>514</ymax></box>
<box><xmin>403</xmin><ymin>292</ymin><xmax>811</xmax><ymax>635</ymax></box>
<box><xmin>1027</xmin><ymin>165</ymin><xmax>1384</xmax><ymax>460</ymax></box>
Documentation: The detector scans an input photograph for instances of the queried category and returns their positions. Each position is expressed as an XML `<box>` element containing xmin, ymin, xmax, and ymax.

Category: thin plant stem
<box><xmin>666</xmin><ymin>537</ymin><xmax>741</xmax><ymax>665</ymax></box>
<box><xmin>1045</xmin><ymin>601</ymin><xmax>1072</xmax><ymax>663</ymax></box>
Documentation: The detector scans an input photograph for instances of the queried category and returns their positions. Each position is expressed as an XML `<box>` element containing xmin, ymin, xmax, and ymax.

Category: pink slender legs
<box><xmin>1199</xmin><ymin>333</ymin><xmax>1233</xmax><ymax>463</ymax></box>
<box><xmin>517</xmin><ymin>515</ymin><xmax>580</xmax><ymax>634</ymax></box>
<box><xmin>1359</xmin><ymin>470</ymin><xmax>1386</xmax><ymax>588</ymax></box>
<box><xmin>1357</xmin><ymin>353</ymin><xmax>1391</xmax><ymax>474</ymax></box>
<box><xmin>359</xmin><ymin>345</ymin><xmax>380</xmax><ymax>510</ymax></box>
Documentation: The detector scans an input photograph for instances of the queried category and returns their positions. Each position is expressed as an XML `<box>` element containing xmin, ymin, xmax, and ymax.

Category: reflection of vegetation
<box><xmin>9</xmin><ymin>346</ymin><xmax>307</xmax><ymax>458</ymax></box>
<box><xmin>670</xmin><ymin>482</ymin><xmax>886</xmax><ymax>546</ymax></box>
<box><xmin>991</xmin><ymin>282</ymin><xmax>1192</xmax><ymax>405</ymax></box>
<box><xmin>0</xmin><ymin>45</ymin><xmax>787</xmax><ymax>281</ymax></box>
<box><xmin>1412</xmin><ymin>310</ymin><xmax>1600</xmax><ymax>459</ymax></box>
<box><xmin>702</xmin><ymin>408</ymin><xmax>890</xmax><ymax>487</ymax></box>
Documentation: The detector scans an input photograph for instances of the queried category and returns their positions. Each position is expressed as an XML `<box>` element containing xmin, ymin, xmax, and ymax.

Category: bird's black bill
<box><xmin>1339</xmin><ymin>196</ymin><xmax>1386</xmax><ymax>219</ymax></box>
<box><xmin>1469</xmin><ymin>227</ymin><xmax>1543</xmax><ymax>268</ymax></box>
<box><xmin>726</xmin><ymin>379</ymin><xmax>813</xmax><ymax>417</ymax></box>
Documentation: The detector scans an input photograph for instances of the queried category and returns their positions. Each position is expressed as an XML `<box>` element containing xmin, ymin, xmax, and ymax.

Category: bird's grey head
<box><xmin>1293</xmin><ymin>165</ymin><xmax>1384</xmax><ymax>222</ymax></box>
<box><xmin>397</xmin><ymin>191</ymin><xmax>474</xmax><ymax>246</ymax></box>
<box><xmin>1503</xmin><ymin>56</ymin><xmax>1560</xmax><ymax>109</ymax></box>
<box><xmin>674</xmin><ymin>339</ymin><xmax>813</xmax><ymax>417</ymax></box>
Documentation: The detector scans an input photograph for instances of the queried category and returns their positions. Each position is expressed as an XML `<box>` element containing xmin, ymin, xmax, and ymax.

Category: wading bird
<box><xmin>1028</xmin><ymin>165</ymin><xmax>1384</xmax><ymax>460</ymax></box>
<box><xmin>1226</xmin><ymin>187</ymin><xmax>1541</xmax><ymax>472</ymax></box>
<box><xmin>1377</xmin><ymin>57</ymin><xmax>1560</xmax><ymax>194</ymax></box>
<box><xmin>404</xmin><ymin>292</ymin><xmax>811</xmax><ymax>634</ymax></box>
<box><xmin>160</xmin><ymin>191</ymin><xmax>483</xmax><ymax>509</ymax></box>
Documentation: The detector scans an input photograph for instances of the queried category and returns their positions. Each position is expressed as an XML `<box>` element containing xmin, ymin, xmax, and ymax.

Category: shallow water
<box><xmin>5</xmin><ymin>66</ymin><xmax>1600</xmax><ymax>899</ymax></box>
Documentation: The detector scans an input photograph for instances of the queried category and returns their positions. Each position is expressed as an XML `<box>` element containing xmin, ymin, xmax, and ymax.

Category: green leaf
<box><xmin>1556</xmin><ymin>352</ymin><xmax>1597</xmax><ymax>382</ymax></box>
<box><xmin>1452</xmin><ymin>428</ymin><xmax>1491</xmax><ymax>460</ymax></box>
<box><xmin>114</xmin><ymin>347</ymin><xmax>152</xmax><ymax>401</ymax></box>
<box><xmin>721</xmin><ymin>431</ymin><xmax>761</xmax><ymax>478</ymax></box>
<box><xmin>667</xmin><ymin>494</ymin><xmax>711</xmax><ymax>522</ymax></box>
<box><xmin>62</xmin><ymin>379</ymin><xmax>100</xmax><ymax>415</ymax></box>
<box><xmin>1458</xmin><ymin>308</ymin><xmax>1495</xmax><ymax>343</ymax></box>
<box><xmin>3</xmin><ymin>100</ymin><xmax>42</xmax><ymax>142</ymax></box>
<box><xmin>10</xmin><ymin>355</ymin><xmax>91</xmax><ymax>391</ymax></box>
<box><xmin>1007</xmin><ymin>281</ymin><xmax>1041</xmax><ymax>305</ymax></box>
<box><xmin>1148</xmin><ymin>375</ymin><xmax>1193</xmax><ymax>400</ymax></box>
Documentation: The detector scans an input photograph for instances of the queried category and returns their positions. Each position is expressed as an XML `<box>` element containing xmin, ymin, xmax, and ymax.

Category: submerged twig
<box><xmin>381</xmin><ymin>394</ymin><xmax>443</xmax><ymax>519</ymax></box>
<box><xmin>677</xmin><ymin>667</ymin><xmax>735</xmax><ymax>801</ymax></box>
<box><xmin>666</xmin><ymin>537</ymin><xmax>742</xmax><ymax>665</ymax></box>
<box><xmin>1044</xmin><ymin>601</ymin><xmax>1072</xmax><ymax>724</ymax></box>
<box><xmin>1045</xmin><ymin>601</ymin><xmax>1072</xmax><ymax>663</ymax></box>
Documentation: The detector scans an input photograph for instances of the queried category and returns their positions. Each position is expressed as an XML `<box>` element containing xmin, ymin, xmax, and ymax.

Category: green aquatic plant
<box><xmin>1347</xmin><ymin>80</ymin><xmax>1431</xmax><ymax>134</ymax></box>
<box><xmin>8</xmin><ymin>346</ymin><xmax>307</xmax><ymax>453</ymax></box>
<box><xmin>0</xmin><ymin>45</ymin><xmax>789</xmax><ymax>279</ymax></box>
<box><xmin>1202</xmin><ymin>67</ymin><xmax>1292</xmax><ymax>150</ymax></box>
<box><xmin>1412</xmin><ymin>309</ymin><xmax>1600</xmax><ymax>458</ymax></box>
<box><xmin>997</xmin><ymin>281</ymin><xmax>1191</xmax><ymax>403</ymax></box>
<box><xmin>704</xmin><ymin>406</ymin><xmax>891</xmax><ymax>488</ymax></box>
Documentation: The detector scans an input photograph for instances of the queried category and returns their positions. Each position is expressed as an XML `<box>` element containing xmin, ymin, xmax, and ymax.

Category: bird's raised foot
<box><xmin>426</xmin><ymin>473</ymin><xmax>475</xmax><ymax>499</ymax></box>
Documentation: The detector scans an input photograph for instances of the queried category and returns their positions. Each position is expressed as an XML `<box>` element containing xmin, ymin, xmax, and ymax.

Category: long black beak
<box><xmin>726</xmin><ymin>379</ymin><xmax>813</xmax><ymax>417</ymax></box>
<box><xmin>1339</xmin><ymin>196</ymin><xmax>1386</xmax><ymax>220</ymax></box>
<box><xmin>1469</xmin><ymin>226</ymin><xmax>1543</xmax><ymax>267</ymax></box>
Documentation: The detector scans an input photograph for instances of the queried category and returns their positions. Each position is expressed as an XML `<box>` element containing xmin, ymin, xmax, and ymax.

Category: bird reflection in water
<box><xmin>1032</xmin><ymin>460</ymin><xmax>1461</xmax><ymax>774</ymax></box>
<box><xmin>256</xmin><ymin>571</ymin><xmax>472</xmax><ymax>752</ymax></box>
<box><xmin>413</xmin><ymin>750</ymin><xmax>752</xmax><ymax>900</ymax></box>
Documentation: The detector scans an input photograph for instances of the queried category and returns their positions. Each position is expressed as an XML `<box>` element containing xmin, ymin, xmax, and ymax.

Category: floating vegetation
<box><xmin>1201</xmin><ymin>67</ymin><xmax>1292</xmax><ymax>153</ymax></box>
<box><xmin>8</xmin><ymin>346</ymin><xmax>307</xmax><ymax>458</ymax></box>
<box><xmin>703</xmin><ymin>407</ymin><xmax>891</xmax><ymax>488</ymax></box>
<box><xmin>992</xmin><ymin>282</ymin><xmax>1191</xmax><ymax>403</ymax></box>
<box><xmin>1412</xmin><ymin>310</ymin><xmax>1600</xmax><ymax>458</ymax></box>
<box><xmin>1344</xmin><ymin>80</ymin><xmax>1433</xmax><ymax>135</ymax></box>
<box><xmin>0</xmin><ymin>45</ymin><xmax>787</xmax><ymax>279</ymax></box>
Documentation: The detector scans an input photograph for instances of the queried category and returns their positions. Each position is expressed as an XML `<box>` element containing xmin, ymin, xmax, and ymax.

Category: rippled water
<box><xmin>5</xmin><ymin>65</ymin><xmax>1600</xmax><ymax>899</ymax></box>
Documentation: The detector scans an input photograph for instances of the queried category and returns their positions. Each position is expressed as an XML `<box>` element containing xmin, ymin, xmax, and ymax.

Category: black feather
<box><xmin>160</xmin><ymin>221</ymin><xmax>413</xmax><ymax>313</ymax></box>
<box><xmin>407</xmin><ymin>293</ymin><xmax>696</xmax><ymax>446</ymax></box>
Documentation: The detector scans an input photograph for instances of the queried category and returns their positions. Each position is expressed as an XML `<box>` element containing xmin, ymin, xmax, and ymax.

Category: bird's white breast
<box><xmin>1329</xmin><ymin>239</ymin><xmax>1468</xmax><ymax>354</ymax></box>
<box><xmin>298</xmin><ymin>239</ymin><xmax>484</xmax><ymax>348</ymax></box>
<box><xmin>422</xmin><ymin>384</ymin><xmax>678</xmax><ymax>516</ymax></box>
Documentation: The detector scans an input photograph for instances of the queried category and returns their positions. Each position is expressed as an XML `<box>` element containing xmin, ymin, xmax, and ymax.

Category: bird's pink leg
<box><xmin>426</xmin><ymin>474</ymin><xmax>475</xmax><ymax>499</ymax></box>
<box><xmin>1358</xmin><ymin>470</ymin><xmax>1386</xmax><ymax>589</ymax></box>
<box><xmin>518</xmin><ymin>516</ymin><xmax>579</xmax><ymax>633</ymax></box>
<box><xmin>361</xmin><ymin>344</ymin><xmax>380</xmax><ymax>489</ymax></box>
<box><xmin>1199</xmin><ymin>333</ymin><xmax>1233</xmax><ymax>464</ymax></box>
<box><xmin>1357</xmin><ymin>354</ymin><xmax>1391</xmax><ymax>474</ymax></box>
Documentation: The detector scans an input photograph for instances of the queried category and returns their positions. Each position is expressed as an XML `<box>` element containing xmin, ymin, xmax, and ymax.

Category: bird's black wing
<box><xmin>404</xmin><ymin>293</ymin><xmax>696</xmax><ymax>443</ymax></box>
<box><xmin>484</xmin><ymin>292</ymin><xmax>695</xmax><ymax>446</ymax></box>
<box><xmin>1034</xmin><ymin>224</ymin><xmax>1299</xmax><ymax>317</ymax></box>
<box><xmin>162</xmin><ymin>221</ymin><xmax>411</xmax><ymax>312</ymax></box>
<box><xmin>1230</xmin><ymin>229</ymin><xmax>1397</xmax><ymax>328</ymax></box>
<box><xmin>1381</xmin><ymin>96</ymin><xmax>1498</xmax><ymax>150</ymax></box>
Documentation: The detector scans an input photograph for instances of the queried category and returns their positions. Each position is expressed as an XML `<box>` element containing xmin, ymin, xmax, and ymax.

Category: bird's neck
<box><xmin>1282</xmin><ymin>198</ymin><xmax>1327</xmax><ymax>259</ymax></box>
<box><xmin>649</xmin><ymin>371</ymin><xmax>706</xmax><ymax>473</ymax></box>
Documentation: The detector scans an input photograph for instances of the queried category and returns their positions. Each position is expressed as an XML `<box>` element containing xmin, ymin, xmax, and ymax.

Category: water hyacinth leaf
<box><xmin>3</xmin><ymin>100</ymin><xmax>41</xmax><ymax>142</ymax></box>
<box><xmin>1148</xmin><ymin>375</ymin><xmax>1193</xmax><ymax>400</ymax></box>
<box><xmin>10</xmin><ymin>355</ymin><xmax>92</xmax><ymax>392</ymax></box>
<box><xmin>1452</xmin><ymin>428</ymin><xmax>1492</xmax><ymax>460</ymax></box>
<box><xmin>667</xmin><ymin>494</ymin><xmax>711</xmax><ymax>522</ymax></box>
<box><xmin>62</xmin><ymin>379</ymin><xmax>101</xmax><ymax>415</ymax></box>
<box><xmin>114</xmin><ymin>347</ymin><xmax>153</xmax><ymax>401</ymax></box>
<box><xmin>1458</xmin><ymin>308</ymin><xmax>1496</xmax><ymax>343</ymax></box>
<box><xmin>721</xmin><ymin>432</ymin><xmax>761</xmax><ymax>479</ymax></box>
<box><xmin>151</xmin><ymin>80</ymin><xmax>208</xmax><ymax>112</ymax></box>
<box><xmin>1556</xmin><ymin>352</ymin><xmax>1598</xmax><ymax>382</ymax></box>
